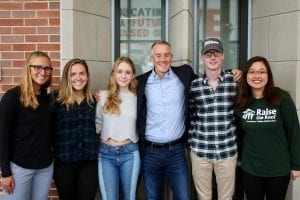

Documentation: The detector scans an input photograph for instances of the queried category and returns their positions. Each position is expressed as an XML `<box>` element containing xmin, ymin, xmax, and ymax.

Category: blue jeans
<box><xmin>98</xmin><ymin>142</ymin><xmax>140</xmax><ymax>200</ymax></box>
<box><xmin>4</xmin><ymin>162</ymin><xmax>53</xmax><ymax>200</ymax></box>
<box><xmin>142</xmin><ymin>142</ymin><xmax>189</xmax><ymax>200</ymax></box>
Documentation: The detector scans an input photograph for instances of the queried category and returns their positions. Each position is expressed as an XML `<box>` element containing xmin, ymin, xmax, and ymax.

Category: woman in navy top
<box><xmin>52</xmin><ymin>59</ymin><xmax>98</xmax><ymax>200</ymax></box>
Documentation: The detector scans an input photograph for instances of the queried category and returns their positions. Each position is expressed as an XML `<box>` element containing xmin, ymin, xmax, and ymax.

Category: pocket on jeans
<box><xmin>98</xmin><ymin>143</ymin><xmax>109</xmax><ymax>153</ymax></box>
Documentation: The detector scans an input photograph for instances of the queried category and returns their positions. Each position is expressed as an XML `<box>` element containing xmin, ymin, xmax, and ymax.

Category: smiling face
<box><xmin>70</xmin><ymin>63</ymin><xmax>88</xmax><ymax>92</ymax></box>
<box><xmin>150</xmin><ymin>43</ymin><xmax>173</xmax><ymax>79</ymax></box>
<box><xmin>201</xmin><ymin>50</ymin><xmax>224</xmax><ymax>72</ymax></box>
<box><xmin>30</xmin><ymin>56</ymin><xmax>51</xmax><ymax>89</ymax></box>
<box><xmin>114</xmin><ymin>61</ymin><xmax>134</xmax><ymax>91</ymax></box>
<box><xmin>247</xmin><ymin>61</ymin><xmax>269</xmax><ymax>94</ymax></box>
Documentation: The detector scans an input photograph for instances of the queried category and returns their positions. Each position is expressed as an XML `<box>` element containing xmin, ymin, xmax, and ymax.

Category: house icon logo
<box><xmin>242</xmin><ymin>108</ymin><xmax>256</xmax><ymax>120</ymax></box>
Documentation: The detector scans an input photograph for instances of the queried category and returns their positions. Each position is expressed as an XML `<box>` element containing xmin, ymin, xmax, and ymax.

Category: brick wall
<box><xmin>0</xmin><ymin>0</ymin><xmax>61</xmax><ymax>98</ymax></box>
<box><xmin>0</xmin><ymin>1</ymin><xmax>60</xmax><ymax>199</ymax></box>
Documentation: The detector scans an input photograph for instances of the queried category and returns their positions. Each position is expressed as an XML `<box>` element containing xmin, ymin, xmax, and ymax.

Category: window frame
<box><xmin>193</xmin><ymin>0</ymin><xmax>249</xmax><ymax>74</ymax></box>
<box><xmin>113</xmin><ymin>0</ymin><xmax>167</xmax><ymax>64</ymax></box>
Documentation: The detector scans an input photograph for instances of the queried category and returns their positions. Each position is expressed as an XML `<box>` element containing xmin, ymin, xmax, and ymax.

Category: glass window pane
<box><xmin>197</xmin><ymin>0</ymin><xmax>239</xmax><ymax>74</ymax></box>
<box><xmin>120</xmin><ymin>0</ymin><xmax>163</xmax><ymax>75</ymax></box>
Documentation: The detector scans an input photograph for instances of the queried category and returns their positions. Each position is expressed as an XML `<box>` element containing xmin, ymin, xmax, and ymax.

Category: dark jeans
<box><xmin>242</xmin><ymin>169</ymin><xmax>290</xmax><ymax>200</ymax></box>
<box><xmin>53</xmin><ymin>159</ymin><xmax>98</xmax><ymax>200</ymax></box>
<box><xmin>142</xmin><ymin>142</ymin><xmax>189</xmax><ymax>200</ymax></box>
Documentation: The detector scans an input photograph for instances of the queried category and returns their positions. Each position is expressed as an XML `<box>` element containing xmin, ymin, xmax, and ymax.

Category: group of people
<box><xmin>0</xmin><ymin>38</ymin><xmax>300</xmax><ymax>200</ymax></box>
<box><xmin>0</xmin><ymin>54</ymin><xmax>99</xmax><ymax>200</ymax></box>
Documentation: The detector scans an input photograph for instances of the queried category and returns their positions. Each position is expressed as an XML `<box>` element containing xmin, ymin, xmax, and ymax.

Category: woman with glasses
<box><xmin>52</xmin><ymin>58</ymin><xmax>98</xmax><ymax>200</ymax></box>
<box><xmin>234</xmin><ymin>56</ymin><xmax>300</xmax><ymax>200</ymax></box>
<box><xmin>0</xmin><ymin>51</ymin><xmax>54</xmax><ymax>200</ymax></box>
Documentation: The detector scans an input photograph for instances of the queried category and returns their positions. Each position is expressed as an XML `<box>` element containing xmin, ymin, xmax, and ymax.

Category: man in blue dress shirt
<box><xmin>136</xmin><ymin>40</ymin><xmax>196</xmax><ymax>200</ymax></box>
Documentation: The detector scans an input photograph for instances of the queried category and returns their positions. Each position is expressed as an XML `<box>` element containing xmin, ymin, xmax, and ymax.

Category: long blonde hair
<box><xmin>57</xmin><ymin>58</ymin><xmax>94</xmax><ymax>110</ymax></box>
<box><xmin>103</xmin><ymin>57</ymin><xmax>137</xmax><ymax>115</ymax></box>
<box><xmin>20</xmin><ymin>51</ymin><xmax>52</xmax><ymax>109</ymax></box>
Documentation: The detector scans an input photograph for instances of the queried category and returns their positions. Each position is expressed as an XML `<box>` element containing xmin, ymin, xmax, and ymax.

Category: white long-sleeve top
<box><xmin>95</xmin><ymin>90</ymin><xmax>138</xmax><ymax>143</ymax></box>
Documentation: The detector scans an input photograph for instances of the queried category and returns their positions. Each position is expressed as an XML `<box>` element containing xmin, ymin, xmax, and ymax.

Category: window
<box><xmin>115</xmin><ymin>0</ymin><xmax>166</xmax><ymax>75</ymax></box>
<box><xmin>194</xmin><ymin>0</ymin><xmax>248</xmax><ymax>74</ymax></box>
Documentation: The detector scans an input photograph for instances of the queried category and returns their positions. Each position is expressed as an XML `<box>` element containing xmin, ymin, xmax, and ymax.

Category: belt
<box><xmin>145</xmin><ymin>138</ymin><xmax>183</xmax><ymax>149</ymax></box>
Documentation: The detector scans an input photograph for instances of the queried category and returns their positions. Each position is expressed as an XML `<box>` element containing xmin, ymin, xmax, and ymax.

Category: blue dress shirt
<box><xmin>145</xmin><ymin>69</ymin><xmax>185</xmax><ymax>143</ymax></box>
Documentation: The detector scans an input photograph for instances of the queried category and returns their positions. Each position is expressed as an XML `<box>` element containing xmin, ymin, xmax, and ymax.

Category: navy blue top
<box><xmin>52</xmin><ymin>97</ymin><xmax>98</xmax><ymax>163</ymax></box>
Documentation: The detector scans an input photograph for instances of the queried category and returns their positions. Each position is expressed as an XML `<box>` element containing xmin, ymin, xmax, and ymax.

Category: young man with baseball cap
<box><xmin>188</xmin><ymin>37</ymin><xmax>238</xmax><ymax>200</ymax></box>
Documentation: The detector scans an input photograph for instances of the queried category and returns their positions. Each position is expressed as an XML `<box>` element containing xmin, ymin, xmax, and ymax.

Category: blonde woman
<box><xmin>52</xmin><ymin>59</ymin><xmax>98</xmax><ymax>200</ymax></box>
<box><xmin>0</xmin><ymin>51</ymin><xmax>53</xmax><ymax>200</ymax></box>
<box><xmin>96</xmin><ymin>57</ymin><xmax>140</xmax><ymax>200</ymax></box>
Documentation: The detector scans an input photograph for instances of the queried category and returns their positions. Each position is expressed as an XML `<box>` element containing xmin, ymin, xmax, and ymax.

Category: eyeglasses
<box><xmin>247</xmin><ymin>71</ymin><xmax>268</xmax><ymax>76</ymax></box>
<box><xmin>203</xmin><ymin>51</ymin><xmax>222</xmax><ymax>58</ymax></box>
<box><xmin>30</xmin><ymin>65</ymin><xmax>53</xmax><ymax>73</ymax></box>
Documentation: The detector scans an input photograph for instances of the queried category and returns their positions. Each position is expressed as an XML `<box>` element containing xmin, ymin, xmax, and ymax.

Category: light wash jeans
<box><xmin>98</xmin><ymin>142</ymin><xmax>140</xmax><ymax>200</ymax></box>
<box><xmin>4</xmin><ymin>162</ymin><xmax>53</xmax><ymax>200</ymax></box>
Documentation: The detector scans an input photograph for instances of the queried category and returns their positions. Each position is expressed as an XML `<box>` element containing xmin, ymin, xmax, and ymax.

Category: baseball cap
<box><xmin>201</xmin><ymin>38</ymin><xmax>224</xmax><ymax>54</ymax></box>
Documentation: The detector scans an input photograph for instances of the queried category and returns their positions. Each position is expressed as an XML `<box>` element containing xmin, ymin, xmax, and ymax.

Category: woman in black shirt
<box><xmin>0</xmin><ymin>51</ymin><xmax>53</xmax><ymax>200</ymax></box>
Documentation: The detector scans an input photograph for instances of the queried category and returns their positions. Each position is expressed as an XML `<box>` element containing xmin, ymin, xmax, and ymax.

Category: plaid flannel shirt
<box><xmin>188</xmin><ymin>70</ymin><xmax>237</xmax><ymax>160</ymax></box>
<box><xmin>53</xmin><ymin>99</ymin><xmax>98</xmax><ymax>163</ymax></box>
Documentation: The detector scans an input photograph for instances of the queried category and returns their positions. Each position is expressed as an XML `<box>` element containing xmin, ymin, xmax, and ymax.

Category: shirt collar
<box><xmin>150</xmin><ymin>67</ymin><xmax>173</xmax><ymax>80</ymax></box>
<box><xmin>202</xmin><ymin>69</ymin><xmax>225</xmax><ymax>84</ymax></box>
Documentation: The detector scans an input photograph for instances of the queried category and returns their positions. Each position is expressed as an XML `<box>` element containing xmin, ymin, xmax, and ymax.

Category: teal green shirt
<box><xmin>235</xmin><ymin>89</ymin><xmax>300</xmax><ymax>177</ymax></box>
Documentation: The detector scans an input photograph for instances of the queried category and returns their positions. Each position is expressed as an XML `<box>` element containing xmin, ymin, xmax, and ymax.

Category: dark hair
<box><xmin>235</xmin><ymin>56</ymin><xmax>280</xmax><ymax>110</ymax></box>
